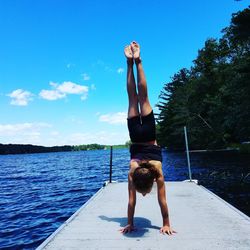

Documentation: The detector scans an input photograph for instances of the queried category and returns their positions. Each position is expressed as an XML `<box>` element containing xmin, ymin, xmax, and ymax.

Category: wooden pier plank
<box><xmin>37</xmin><ymin>182</ymin><xmax>250</xmax><ymax>250</ymax></box>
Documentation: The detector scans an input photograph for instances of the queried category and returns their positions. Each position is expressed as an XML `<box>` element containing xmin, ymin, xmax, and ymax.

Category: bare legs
<box><xmin>135</xmin><ymin>57</ymin><xmax>152</xmax><ymax>116</ymax></box>
<box><xmin>124</xmin><ymin>41</ymin><xmax>152</xmax><ymax>118</ymax></box>
<box><xmin>125</xmin><ymin>45</ymin><xmax>139</xmax><ymax>118</ymax></box>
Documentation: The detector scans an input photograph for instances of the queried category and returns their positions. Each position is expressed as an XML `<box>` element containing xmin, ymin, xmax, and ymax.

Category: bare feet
<box><xmin>124</xmin><ymin>45</ymin><xmax>133</xmax><ymax>64</ymax></box>
<box><xmin>130</xmin><ymin>41</ymin><xmax>141</xmax><ymax>64</ymax></box>
<box><xmin>131</xmin><ymin>41</ymin><xmax>140</xmax><ymax>58</ymax></box>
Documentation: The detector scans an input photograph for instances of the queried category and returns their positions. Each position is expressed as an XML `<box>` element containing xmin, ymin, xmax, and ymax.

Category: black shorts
<box><xmin>127</xmin><ymin>111</ymin><xmax>156</xmax><ymax>143</ymax></box>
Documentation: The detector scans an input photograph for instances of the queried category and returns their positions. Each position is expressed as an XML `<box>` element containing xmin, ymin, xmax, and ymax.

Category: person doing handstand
<box><xmin>120</xmin><ymin>41</ymin><xmax>176</xmax><ymax>235</ymax></box>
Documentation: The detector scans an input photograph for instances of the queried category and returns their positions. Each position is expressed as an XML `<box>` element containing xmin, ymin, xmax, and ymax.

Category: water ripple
<box><xmin>0</xmin><ymin>149</ymin><xmax>249</xmax><ymax>249</ymax></box>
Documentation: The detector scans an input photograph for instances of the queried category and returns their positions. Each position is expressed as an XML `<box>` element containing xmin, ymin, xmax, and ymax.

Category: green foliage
<box><xmin>157</xmin><ymin>6</ymin><xmax>250</xmax><ymax>150</ymax></box>
<box><xmin>72</xmin><ymin>144</ymin><xmax>105</xmax><ymax>151</ymax></box>
<box><xmin>73</xmin><ymin>143</ymin><xmax>129</xmax><ymax>151</ymax></box>
<box><xmin>0</xmin><ymin>143</ymin><xmax>129</xmax><ymax>155</ymax></box>
<box><xmin>239</xmin><ymin>144</ymin><xmax>250</xmax><ymax>154</ymax></box>
<box><xmin>0</xmin><ymin>144</ymin><xmax>72</xmax><ymax>155</ymax></box>
<box><xmin>112</xmin><ymin>144</ymin><xmax>129</xmax><ymax>149</ymax></box>
<box><xmin>125</xmin><ymin>140</ymin><xmax>132</xmax><ymax>147</ymax></box>
<box><xmin>228</xmin><ymin>143</ymin><xmax>250</xmax><ymax>154</ymax></box>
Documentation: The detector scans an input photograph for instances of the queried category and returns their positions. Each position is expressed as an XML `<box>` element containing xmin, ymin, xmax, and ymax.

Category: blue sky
<box><xmin>0</xmin><ymin>0</ymin><xmax>248</xmax><ymax>146</ymax></box>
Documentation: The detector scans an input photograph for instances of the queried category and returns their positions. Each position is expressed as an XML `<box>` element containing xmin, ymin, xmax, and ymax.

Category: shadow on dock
<box><xmin>99</xmin><ymin>215</ymin><xmax>160</xmax><ymax>237</ymax></box>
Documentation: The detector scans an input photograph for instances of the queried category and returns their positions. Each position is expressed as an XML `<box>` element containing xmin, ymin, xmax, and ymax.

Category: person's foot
<box><xmin>124</xmin><ymin>45</ymin><xmax>133</xmax><ymax>61</ymax></box>
<box><xmin>130</xmin><ymin>41</ymin><xmax>140</xmax><ymax>59</ymax></box>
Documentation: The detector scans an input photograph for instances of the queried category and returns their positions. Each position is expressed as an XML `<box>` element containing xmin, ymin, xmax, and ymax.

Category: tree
<box><xmin>157</xmin><ymin>7</ymin><xmax>250</xmax><ymax>150</ymax></box>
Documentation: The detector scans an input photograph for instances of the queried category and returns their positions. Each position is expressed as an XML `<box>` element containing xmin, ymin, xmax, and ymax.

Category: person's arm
<box><xmin>127</xmin><ymin>172</ymin><xmax>136</xmax><ymax>225</ymax></box>
<box><xmin>156</xmin><ymin>172</ymin><xmax>176</xmax><ymax>235</ymax></box>
<box><xmin>119</xmin><ymin>171</ymin><xmax>137</xmax><ymax>233</ymax></box>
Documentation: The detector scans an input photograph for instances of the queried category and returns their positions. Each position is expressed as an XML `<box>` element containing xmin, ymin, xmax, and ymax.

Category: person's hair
<box><xmin>132</xmin><ymin>160</ymin><xmax>160</xmax><ymax>193</ymax></box>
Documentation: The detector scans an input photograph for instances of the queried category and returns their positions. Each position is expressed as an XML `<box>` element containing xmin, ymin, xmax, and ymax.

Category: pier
<box><xmin>37</xmin><ymin>181</ymin><xmax>250</xmax><ymax>250</ymax></box>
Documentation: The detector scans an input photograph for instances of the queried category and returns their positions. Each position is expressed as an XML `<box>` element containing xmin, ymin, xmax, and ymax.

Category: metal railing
<box><xmin>184</xmin><ymin>126</ymin><xmax>192</xmax><ymax>181</ymax></box>
<box><xmin>184</xmin><ymin>126</ymin><xmax>198</xmax><ymax>184</ymax></box>
<box><xmin>109</xmin><ymin>146</ymin><xmax>113</xmax><ymax>183</ymax></box>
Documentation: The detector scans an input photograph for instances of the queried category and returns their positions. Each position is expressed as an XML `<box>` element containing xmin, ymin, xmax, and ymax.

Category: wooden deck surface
<box><xmin>37</xmin><ymin>181</ymin><xmax>250</xmax><ymax>250</ymax></box>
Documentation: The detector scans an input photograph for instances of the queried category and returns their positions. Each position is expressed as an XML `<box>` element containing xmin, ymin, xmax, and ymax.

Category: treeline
<box><xmin>73</xmin><ymin>144</ymin><xmax>105</xmax><ymax>151</ymax></box>
<box><xmin>0</xmin><ymin>144</ymin><xmax>72</xmax><ymax>155</ymax></box>
<box><xmin>66</xmin><ymin>141</ymin><xmax>131</xmax><ymax>151</ymax></box>
<box><xmin>157</xmin><ymin>7</ymin><xmax>250</xmax><ymax>150</ymax></box>
<box><xmin>0</xmin><ymin>143</ymin><xmax>129</xmax><ymax>155</ymax></box>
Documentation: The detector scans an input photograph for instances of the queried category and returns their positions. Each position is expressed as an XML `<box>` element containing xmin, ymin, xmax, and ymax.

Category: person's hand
<box><xmin>160</xmin><ymin>225</ymin><xmax>177</xmax><ymax>235</ymax></box>
<box><xmin>119</xmin><ymin>224</ymin><xmax>136</xmax><ymax>234</ymax></box>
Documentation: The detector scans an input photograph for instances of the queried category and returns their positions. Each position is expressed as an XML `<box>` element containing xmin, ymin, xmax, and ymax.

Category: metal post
<box><xmin>184</xmin><ymin>126</ymin><xmax>192</xmax><ymax>181</ymax></box>
<box><xmin>109</xmin><ymin>146</ymin><xmax>113</xmax><ymax>183</ymax></box>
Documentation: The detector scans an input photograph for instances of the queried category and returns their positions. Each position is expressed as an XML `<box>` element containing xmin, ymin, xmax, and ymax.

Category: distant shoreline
<box><xmin>0</xmin><ymin>143</ymin><xmax>128</xmax><ymax>155</ymax></box>
<box><xmin>1</xmin><ymin>143</ymin><xmax>248</xmax><ymax>155</ymax></box>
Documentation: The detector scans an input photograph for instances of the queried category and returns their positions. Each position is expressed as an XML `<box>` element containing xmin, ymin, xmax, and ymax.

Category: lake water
<box><xmin>0</xmin><ymin>149</ymin><xmax>249</xmax><ymax>249</ymax></box>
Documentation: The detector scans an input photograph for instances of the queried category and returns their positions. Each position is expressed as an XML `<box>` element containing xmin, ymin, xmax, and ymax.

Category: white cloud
<box><xmin>93</xmin><ymin>60</ymin><xmax>114</xmax><ymax>72</ymax></box>
<box><xmin>82</xmin><ymin>73</ymin><xmax>90</xmax><ymax>81</ymax></box>
<box><xmin>90</xmin><ymin>84</ymin><xmax>96</xmax><ymax>90</ymax></box>
<box><xmin>50</xmin><ymin>131</ymin><xmax>60</xmax><ymax>136</ymax></box>
<box><xmin>66</xmin><ymin>63</ymin><xmax>75</xmax><ymax>69</ymax></box>
<box><xmin>7</xmin><ymin>89</ymin><xmax>33</xmax><ymax>106</ymax></box>
<box><xmin>117</xmin><ymin>67</ymin><xmax>124</xmax><ymax>74</ymax></box>
<box><xmin>0</xmin><ymin>122</ymin><xmax>54</xmax><ymax>145</ymax></box>
<box><xmin>0</xmin><ymin>122</ymin><xmax>129</xmax><ymax>146</ymax></box>
<box><xmin>65</xmin><ymin>116</ymin><xmax>84</xmax><ymax>125</ymax></box>
<box><xmin>39</xmin><ymin>81</ymin><xmax>89</xmax><ymax>101</ymax></box>
<box><xmin>39</xmin><ymin>89</ymin><xmax>66</xmax><ymax>100</ymax></box>
<box><xmin>57</xmin><ymin>81</ymin><xmax>88</xmax><ymax>94</ymax></box>
<box><xmin>80</xmin><ymin>93</ymin><xmax>88</xmax><ymax>100</ymax></box>
<box><xmin>99</xmin><ymin>112</ymin><xmax>127</xmax><ymax>125</ymax></box>
<box><xmin>67</xmin><ymin>130</ymin><xmax>128</xmax><ymax>145</ymax></box>
<box><xmin>0</xmin><ymin>122</ymin><xmax>51</xmax><ymax>137</ymax></box>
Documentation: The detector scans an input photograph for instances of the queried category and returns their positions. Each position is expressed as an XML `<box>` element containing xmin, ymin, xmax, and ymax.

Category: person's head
<box><xmin>132</xmin><ymin>160</ymin><xmax>160</xmax><ymax>195</ymax></box>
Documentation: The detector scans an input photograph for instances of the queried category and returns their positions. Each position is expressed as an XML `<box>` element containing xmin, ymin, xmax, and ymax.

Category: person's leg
<box><xmin>124</xmin><ymin>45</ymin><xmax>139</xmax><ymax>118</ymax></box>
<box><xmin>131</xmin><ymin>41</ymin><xmax>152</xmax><ymax>116</ymax></box>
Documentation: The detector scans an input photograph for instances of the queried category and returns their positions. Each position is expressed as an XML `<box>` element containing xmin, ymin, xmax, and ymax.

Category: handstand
<box><xmin>120</xmin><ymin>41</ymin><xmax>176</xmax><ymax>235</ymax></box>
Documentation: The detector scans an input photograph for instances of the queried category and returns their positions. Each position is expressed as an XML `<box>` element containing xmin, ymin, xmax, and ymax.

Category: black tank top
<box><xmin>130</xmin><ymin>143</ymin><xmax>162</xmax><ymax>162</ymax></box>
